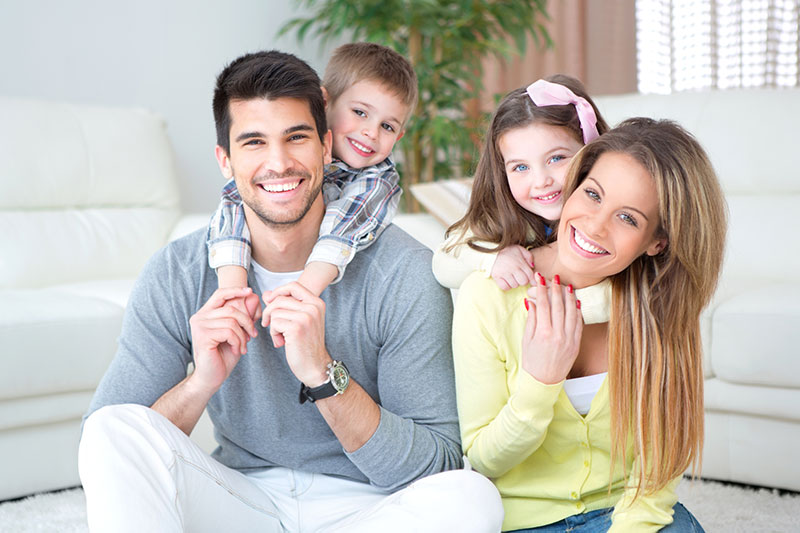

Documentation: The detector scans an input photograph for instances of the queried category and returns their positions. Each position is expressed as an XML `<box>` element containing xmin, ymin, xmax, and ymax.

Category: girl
<box><xmin>453</xmin><ymin>118</ymin><xmax>726</xmax><ymax>531</ymax></box>
<box><xmin>432</xmin><ymin>75</ymin><xmax>609</xmax><ymax>292</ymax></box>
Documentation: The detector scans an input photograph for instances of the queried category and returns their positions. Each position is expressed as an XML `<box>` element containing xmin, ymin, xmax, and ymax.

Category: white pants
<box><xmin>79</xmin><ymin>404</ymin><xmax>504</xmax><ymax>532</ymax></box>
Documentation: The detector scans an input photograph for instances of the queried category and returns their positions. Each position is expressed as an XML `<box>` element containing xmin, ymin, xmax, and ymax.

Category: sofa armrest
<box><xmin>169</xmin><ymin>213</ymin><xmax>211</xmax><ymax>243</ymax></box>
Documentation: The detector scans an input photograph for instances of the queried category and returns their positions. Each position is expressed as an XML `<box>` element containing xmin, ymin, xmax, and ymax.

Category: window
<box><xmin>637</xmin><ymin>0</ymin><xmax>799</xmax><ymax>93</ymax></box>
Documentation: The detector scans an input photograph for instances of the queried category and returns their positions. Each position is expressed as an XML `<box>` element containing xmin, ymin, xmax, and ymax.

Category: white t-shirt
<box><xmin>563</xmin><ymin>372</ymin><xmax>607</xmax><ymax>416</ymax></box>
<box><xmin>251</xmin><ymin>260</ymin><xmax>303</xmax><ymax>292</ymax></box>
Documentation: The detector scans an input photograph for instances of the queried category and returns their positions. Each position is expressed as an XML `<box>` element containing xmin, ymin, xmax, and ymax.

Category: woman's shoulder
<box><xmin>458</xmin><ymin>272</ymin><xmax>528</xmax><ymax>316</ymax></box>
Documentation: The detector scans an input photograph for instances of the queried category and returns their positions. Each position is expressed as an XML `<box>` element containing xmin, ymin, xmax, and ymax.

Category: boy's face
<box><xmin>326</xmin><ymin>79</ymin><xmax>408</xmax><ymax>169</ymax></box>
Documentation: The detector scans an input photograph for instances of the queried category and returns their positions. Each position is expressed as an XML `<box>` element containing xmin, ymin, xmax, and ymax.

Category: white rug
<box><xmin>0</xmin><ymin>479</ymin><xmax>798</xmax><ymax>532</ymax></box>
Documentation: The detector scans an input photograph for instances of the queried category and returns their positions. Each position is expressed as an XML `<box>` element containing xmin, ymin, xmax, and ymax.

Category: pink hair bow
<box><xmin>526</xmin><ymin>79</ymin><xmax>600</xmax><ymax>144</ymax></box>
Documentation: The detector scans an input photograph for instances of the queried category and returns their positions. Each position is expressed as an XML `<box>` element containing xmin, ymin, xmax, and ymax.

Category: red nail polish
<box><xmin>538</xmin><ymin>273</ymin><xmax>546</xmax><ymax>286</ymax></box>
<box><xmin>568</xmin><ymin>284</ymin><xmax>573</xmax><ymax>294</ymax></box>
<box><xmin>554</xmin><ymin>275</ymin><xmax>560</xmax><ymax>285</ymax></box>
<box><xmin>530</xmin><ymin>261</ymin><xmax>535</xmax><ymax>268</ymax></box>
<box><xmin>524</xmin><ymin>299</ymin><xmax>529</xmax><ymax>311</ymax></box>
<box><xmin>577</xmin><ymin>300</ymin><xmax>582</xmax><ymax>309</ymax></box>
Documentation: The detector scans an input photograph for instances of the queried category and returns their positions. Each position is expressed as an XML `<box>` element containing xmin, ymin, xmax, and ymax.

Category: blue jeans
<box><xmin>506</xmin><ymin>502</ymin><xmax>704</xmax><ymax>532</ymax></box>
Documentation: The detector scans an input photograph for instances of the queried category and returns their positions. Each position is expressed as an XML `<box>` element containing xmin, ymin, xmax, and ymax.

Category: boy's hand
<box><xmin>216</xmin><ymin>264</ymin><xmax>262</xmax><ymax>324</ymax></box>
<box><xmin>261</xmin><ymin>262</ymin><xmax>338</xmax><ymax>327</ymax></box>
<box><xmin>491</xmin><ymin>245</ymin><xmax>536</xmax><ymax>291</ymax></box>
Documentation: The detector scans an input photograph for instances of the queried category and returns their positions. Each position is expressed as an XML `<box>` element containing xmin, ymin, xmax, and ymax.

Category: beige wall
<box><xmin>481</xmin><ymin>0</ymin><xmax>636</xmax><ymax>106</ymax></box>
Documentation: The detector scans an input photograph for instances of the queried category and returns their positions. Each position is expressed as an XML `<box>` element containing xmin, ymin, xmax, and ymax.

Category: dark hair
<box><xmin>447</xmin><ymin>74</ymin><xmax>609</xmax><ymax>252</ymax></box>
<box><xmin>323</xmin><ymin>42</ymin><xmax>418</xmax><ymax>121</ymax></box>
<box><xmin>213</xmin><ymin>50</ymin><xmax>327</xmax><ymax>153</ymax></box>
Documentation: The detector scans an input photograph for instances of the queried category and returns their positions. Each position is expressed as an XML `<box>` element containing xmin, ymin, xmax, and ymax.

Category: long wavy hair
<box><xmin>561</xmin><ymin>118</ymin><xmax>728</xmax><ymax>496</ymax></box>
<box><xmin>446</xmin><ymin>74</ymin><xmax>609</xmax><ymax>253</ymax></box>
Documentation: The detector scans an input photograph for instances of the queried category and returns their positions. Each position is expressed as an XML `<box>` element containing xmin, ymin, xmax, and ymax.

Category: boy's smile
<box><xmin>326</xmin><ymin>79</ymin><xmax>408</xmax><ymax>169</ymax></box>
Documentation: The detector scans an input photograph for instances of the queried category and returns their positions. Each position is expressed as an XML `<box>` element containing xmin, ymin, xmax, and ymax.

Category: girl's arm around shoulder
<box><xmin>432</xmin><ymin>230</ymin><xmax>499</xmax><ymax>289</ymax></box>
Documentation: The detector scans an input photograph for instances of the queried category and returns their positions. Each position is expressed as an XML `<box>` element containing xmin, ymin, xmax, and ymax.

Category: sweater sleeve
<box><xmin>432</xmin><ymin>231</ymin><xmax>498</xmax><ymax>289</ymax></box>
<box><xmin>343</xmin><ymin>243</ymin><xmax>463</xmax><ymax>490</ymax></box>
<box><xmin>609</xmin><ymin>469</ymin><xmax>681</xmax><ymax>532</ymax></box>
<box><xmin>452</xmin><ymin>273</ymin><xmax>563</xmax><ymax>478</ymax></box>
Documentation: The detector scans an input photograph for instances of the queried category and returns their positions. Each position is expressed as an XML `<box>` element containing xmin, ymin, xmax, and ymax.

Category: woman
<box><xmin>453</xmin><ymin>118</ymin><xmax>726</xmax><ymax>532</ymax></box>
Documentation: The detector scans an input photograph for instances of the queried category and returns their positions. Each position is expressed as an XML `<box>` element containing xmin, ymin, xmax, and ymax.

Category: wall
<box><xmin>0</xmin><ymin>0</ymin><xmax>335</xmax><ymax>214</ymax></box>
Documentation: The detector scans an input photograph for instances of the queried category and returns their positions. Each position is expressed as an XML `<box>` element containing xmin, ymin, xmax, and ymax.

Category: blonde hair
<box><xmin>562</xmin><ymin>118</ymin><xmax>728</xmax><ymax>496</ymax></box>
<box><xmin>446</xmin><ymin>75</ymin><xmax>609</xmax><ymax>253</ymax></box>
<box><xmin>323</xmin><ymin>42</ymin><xmax>418</xmax><ymax>121</ymax></box>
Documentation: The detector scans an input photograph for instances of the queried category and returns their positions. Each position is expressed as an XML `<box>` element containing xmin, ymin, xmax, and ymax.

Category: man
<box><xmin>78</xmin><ymin>50</ymin><xmax>502</xmax><ymax>532</ymax></box>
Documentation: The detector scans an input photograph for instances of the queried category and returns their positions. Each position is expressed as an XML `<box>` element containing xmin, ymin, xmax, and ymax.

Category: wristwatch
<box><xmin>299</xmin><ymin>360</ymin><xmax>350</xmax><ymax>404</ymax></box>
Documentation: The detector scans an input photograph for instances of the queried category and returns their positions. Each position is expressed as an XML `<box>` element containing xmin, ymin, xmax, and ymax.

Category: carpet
<box><xmin>0</xmin><ymin>478</ymin><xmax>798</xmax><ymax>532</ymax></box>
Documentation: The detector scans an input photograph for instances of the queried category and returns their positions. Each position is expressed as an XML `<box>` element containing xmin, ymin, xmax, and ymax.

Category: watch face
<box><xmin>331</xmin><ymin>364</ymin><xmax>350</xmax><ymax>392</ymax></box>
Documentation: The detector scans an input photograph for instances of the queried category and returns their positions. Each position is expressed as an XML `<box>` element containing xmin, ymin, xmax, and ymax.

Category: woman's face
<box><xmin>499</xmin><ymin>123</ymin><xmax>584</xmax><ymax>222</ymax></box>
<box><xmin>556</xmin><ymin>151</ymin><xmax>666</xmax><ymax>281</ymax></box>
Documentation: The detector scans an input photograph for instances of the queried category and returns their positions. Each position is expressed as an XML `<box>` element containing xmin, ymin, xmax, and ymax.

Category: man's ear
<box><xmin>215</xmin><ymin>145</ymin><xmax>233</xmax><ymax>180</ymax></box>
<box><xmin>645</xmin><ymin>236</ymin><xmax>668</xmax><ymax>256</ymax></box>
<box><xmin>321</xmin><ymin>86</ymin><xmax>329</xmax><ymax>109</ymax></box>
<box><xmin>322</xmin><ymin>129</ymin><xmax>333</xmax><ymax>165</ymax></box>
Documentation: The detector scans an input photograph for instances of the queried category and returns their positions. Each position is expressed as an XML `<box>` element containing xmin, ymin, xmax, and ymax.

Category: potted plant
<box><xmin>280</xmin><ymin>0</ymin><xmax>550</xmax><ymax>210</ymax></box>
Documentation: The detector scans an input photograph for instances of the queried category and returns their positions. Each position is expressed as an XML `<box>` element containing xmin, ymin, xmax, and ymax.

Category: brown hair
<box><xmin>562</xmin><ymin>117</ymin><xmax>728</xmax><ymax>497</ymax></box>
<box><xmin>323</xmin><ymin>42</ymin><xmax>418</xmax><ymax>122</ymax></box>
<box><xmin>446</xmin><ymin>74</ymin><xmax>609</xmax><ymax>252</ymax></box>
<box><xmin>213</xmin><ymin>50</ymin><xmax>327</xmax><ymax>154</ymax></box>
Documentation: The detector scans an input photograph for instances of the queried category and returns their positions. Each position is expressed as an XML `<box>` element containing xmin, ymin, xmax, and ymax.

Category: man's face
<box><xmin>215</xmin><ymin>97</ymin><xmax>332</xmax><ymax>228</ymax></box>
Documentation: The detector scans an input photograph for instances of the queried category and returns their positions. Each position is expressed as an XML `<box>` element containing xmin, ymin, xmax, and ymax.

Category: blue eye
<box><xmin>512</xmin><ymin>163</ymin><xmax>529</xmax><ymax>172</ymax></box>
<box><xmin>547</xmin><ymin>154</ymin><xmax>566</xmax><ymax>164</ymax></box>
<box><xmin>584</xmin><ymin>187</ymin><xmax>600</xmax><ymax>201</ymax></box>
<box><xmin>619</xmin><ymin>212</ymin><xmax>639</xmax><ymax>227</ymax></box>
<box><xmin>382</xmin><ymin>122</ymin><xmax>395</xmax><ymax>133</ymax></box>
<box><xmin>353</xmin><ymin>109</ymin><xmax>366</xmax><ymax>117</ymax></box>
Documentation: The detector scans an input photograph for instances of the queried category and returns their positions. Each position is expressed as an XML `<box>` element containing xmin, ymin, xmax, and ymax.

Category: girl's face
<box><xmin>498</xmin><ymin>123</ymin><xmax>584</xmax><ymax>222</ymax></box>
<box><xmin>556</xmin><ymin>151</ymin><xmax>666</xmax><ymax>282</ymax></box>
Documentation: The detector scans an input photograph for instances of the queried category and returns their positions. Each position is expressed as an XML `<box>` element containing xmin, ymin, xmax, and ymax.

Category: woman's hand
<box><xmin>491</xmin><ymin>245</ymin><xmax>536</xmax><ymax>291</ymax></box>
<box><xmin>521</xmin><ymin>273</ymin><xmax>583</xmax><ymax>384</ymax></box>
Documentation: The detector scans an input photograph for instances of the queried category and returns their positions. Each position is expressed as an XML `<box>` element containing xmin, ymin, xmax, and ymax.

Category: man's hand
<box><xmin>262</xmin><ymin>282</ymin><xmax>332</xmax><ymax>387</ymax></box>
<box><xmin>188</xmin><ymin>287</ymin><xmax>260</xmax><ymax>395</ymax></box>
<box><xmin>491</xmin><ymin>245</ymin><xmax>536</xmax><ymax>291</ymax></box>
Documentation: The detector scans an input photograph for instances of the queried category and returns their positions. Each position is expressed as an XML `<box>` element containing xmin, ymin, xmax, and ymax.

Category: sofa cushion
<box><xmin>0</xmin><ymin>97</ymin><xmax>181</xmax><ymax>289</ymax></box>
<box><xmin>705</xmin><ymin>378</ymin><xmax>800</xmax><ymax>422</ymax></box>
<box><xmin>0</xmin><ymin>288</ymin><xmax>123</xmax><ymax>400</ymax></box>
<box><xmin>711</xmin><ymin>284</ymin><xmax>800</xmax><ymax>388</ymax></box>
<box><xmin>595</xmin><ymin>88</ymin><xmax>800</xmax><ymax>196</ymax></box>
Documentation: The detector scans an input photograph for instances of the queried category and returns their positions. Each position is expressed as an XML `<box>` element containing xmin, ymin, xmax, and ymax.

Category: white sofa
<box><xmin>0</xmin><ymin>96</ymin><xmax>442</xmax><ymax>501</ymax></box>
<box><xmin>0</xmin><ymin>97</ymin><xmax>186</xmax><ymax>500</ymax></box>
<box><xmin>2</xmin><ymin>87</ymin><xmax>798</xmax><ymax>500</ymax></box>
<box><xmin>413</xmin><ymin>87</ymin><xmax>800</xmax><ymax>493</ymax></box>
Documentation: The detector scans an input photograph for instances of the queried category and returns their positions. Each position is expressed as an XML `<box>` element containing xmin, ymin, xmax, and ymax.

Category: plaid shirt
<box><xmin>206</xmin><ymin>157</ymin><xmax>401</xmax><ymax>283</ymax></box>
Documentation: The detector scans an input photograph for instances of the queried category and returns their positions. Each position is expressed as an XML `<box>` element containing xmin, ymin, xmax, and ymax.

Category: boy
<box><xmin>207</xmin><ymin>42</ymin><xmax>417</xmax><ymax>300</ymax></box>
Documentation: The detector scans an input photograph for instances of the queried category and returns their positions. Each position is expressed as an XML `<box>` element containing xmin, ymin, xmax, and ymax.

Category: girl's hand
<box><xmin>521</xmin><ymin>273</ymin><xmax>583</xmax><ymax>384</ymax></box>
<box><xmin>491</xmin><ymin>245</ymin><xmax>536</xmax><ymax>291</ymax></box>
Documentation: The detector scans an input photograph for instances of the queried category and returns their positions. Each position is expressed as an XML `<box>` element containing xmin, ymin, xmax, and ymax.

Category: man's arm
<box><xmin>152</xmin><ymin>287</ymin><xmax>260</xmax><ymax>435</ymax></box>
<box><xmin>263</xmin><ymin>283</ymin><xmax>381</xmax><ymax>451</ymax></box>
<box><xmin>263</xmin><ymin>242</ymin><xmax>462</xmax><ymax>490</ymax></box>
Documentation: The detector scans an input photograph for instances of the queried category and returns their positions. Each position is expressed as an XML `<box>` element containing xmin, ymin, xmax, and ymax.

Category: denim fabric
<box><xmin>506</xmin><ymin>502</ymin><xmax>704</xmax><ymax>532</ymax></box>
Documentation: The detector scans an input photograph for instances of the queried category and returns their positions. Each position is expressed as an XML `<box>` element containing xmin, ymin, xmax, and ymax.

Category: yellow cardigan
<box><xmin>452</xmin><ymin>272</ymin><xmax>680</xmax><ymax>532</ymax></box>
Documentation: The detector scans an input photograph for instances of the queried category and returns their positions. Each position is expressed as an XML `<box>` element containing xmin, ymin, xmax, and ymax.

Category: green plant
<box><xmin>280</xmin><ymin>0</ymin><xmax>550</xmax><ymax>210</ymax></box>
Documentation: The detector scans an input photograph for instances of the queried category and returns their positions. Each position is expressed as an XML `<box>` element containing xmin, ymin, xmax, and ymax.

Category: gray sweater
<box><xmin>85</xmin><ymin>225</ymin><xmax>462</xmax><ymax>491</ymax></box>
